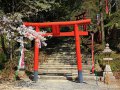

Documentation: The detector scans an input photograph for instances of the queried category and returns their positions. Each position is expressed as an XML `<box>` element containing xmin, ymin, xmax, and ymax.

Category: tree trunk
<box><xmin>99</xmin><ymin>0</ymin><xmax>105</xmax><ymax>46</ymax></box>
<box><xmin>100</xmin><ymin>12</ymin><xmax>105</xmax><ymax>46</ymax></box>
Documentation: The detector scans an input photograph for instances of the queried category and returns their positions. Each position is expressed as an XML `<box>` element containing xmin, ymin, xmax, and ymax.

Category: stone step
<box><xmin>47</xmin><ymin>53</ymin><xmax>85</xmax><ymax>55</ymax></box>
<box><xmin>41</xmin><ymin>60</ymin><xmax>74</xmax><ymax>63</ymax></box>
<box><xmin>46</xmin><ymin>41</ymin><xmax>75</xmax><ymax>44</ymax></box>
<box><xmin>46</xmin><ymin>58</ymin><xmax>76</xmax><ymax>59</ymax></box>
<box><xmin>47</xmin><ymin>55</ymin><xmax>80</xmax><ymax>57</ymax></box>
<box><xmin>39</xmin><ymin>72</ymin><xmax>93</xmax><ymax>76</ymax></box>
<box><xmin>47</xmin><ymin>58</ymin><xmax>73</xmax><ymax>59</ymax></box>
<box><xmin>46</xmin><ymin>43</ymin><xmax>75</xmax><ymax>49</ymax></box>
<box><xmin>50</xmin><ymin>60</ymin><xmax>91</xmax><ymax>64</ymax></box>
<box><xmin>39</xmin><ymin>75</ymin><xmax>96</xmax><ymax>80</ymax></box>
<box><xmin>46</xmin><ymin>55</ymin><xmax>90</xmax><ymax>58</ymax></box>
<box><xmin>46</xmin><ymin>54</ymin><xmax>76</xmax><ymax>57</ymax></box>
<box><xmin>44</xmin><ymin>57</ymin><xmax>76</xmax><ymax>59</ymax></box>
<box><xmin>40</xmin><ymin>62</ymin><xmax>92</xmax><ymax>66</ymax></box>
<box><xmin>46</xmin><ymin>56</ymin><xmax>87</xmax><ymax>59</ymax></box>
<box><xmin>39</xmin><ymin>65</ymin><xmax>91</xmax><ymax>69</ymax></box>
<box><xmin>46</xmin><ymin>58</ymin><xmax>76</xmax><ymax>60</ymax></box>
<box><xmin>45</xmin><ymin>48</ymin><xmax>75</xmax><ymax>51</ymax></box>
<box><xmin>44</xmin><ymin>61</ymin><xmax>90</xmax><ymax>64</ymax></box>
<box><xmin>45</xmin><ymin>57</ymin><xmax>89</xmax><ymax>59</ymax></box>
<box><xmin>46</xmin><ymin>52</ymin><xmax>76</xmax><ymax>57</ymax></box>
<box><xmin>40</xmin><ymin>64</ymin><xmax>77</xmax><ymax>67</ymax></box>
<box><xmin>40</xmin><ymin>62</ymin><xmax>77</xmax><ymax>65</ymax></box>
<box><xmin>41</xmin><ymin>62</ymin><xmax>77</xmax><ymax>65</ymax></box>
<box><xmin>45</xmin><ymin>60</ymin><xmax>90</xmax><ymax>63</ymax></box>
<box><xmin>38</xmin><ymin>69</ymin><xmax>91</xmax><ymax>74</ymax></box>
<box><xmin>46</xmin><ymin>59</ymin><xmax>76</xmax><ymax>62</ymax></box>
<box><xmin>38</xmin><ymin>69</ymin><xmax>77</xmax><ymax>74</ymax></box>
<box><xmin>47</xmin><ymin>50</ymin><xmax>75</xmax><ymax>52</ymax></box>
<box><xmin>40</xmin><ymin>62</ymin><xmax>91</xmax><ymax>65</ymax></box>
<box><xmin>39</xmin><ymin>67</ymin><xmax>77</xmax><ymax>70</ymax></box>
<box><xmin>39</xmin><ymin>68</ymin><xmax>91</xmax><ymax>70</ymax></box>
<box><xmin>43</xmin><ymin>62</ymin><xmax>77</xmax><ymax>65</ymax></box>
<box><xmin>46</xmin><ymin>54</ymin><xmax>89</xmax><ymax>57</ymax></box>
<box><xmin>45</xmin><ymin>49</ymin><xmax>75</xmax><ymax>51</ymax></box>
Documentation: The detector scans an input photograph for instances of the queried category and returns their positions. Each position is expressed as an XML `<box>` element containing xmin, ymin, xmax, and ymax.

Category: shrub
<box><xmin>95</xmin><ymin>52</ymin><xmax>120</xmax><ymax>72</ymax></box>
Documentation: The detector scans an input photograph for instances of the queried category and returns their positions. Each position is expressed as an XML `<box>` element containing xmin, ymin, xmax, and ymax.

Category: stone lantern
<box><xmin>103</xmin><ymin>43</ymin><xmax>115</xmax><ymax>84</ymax></box>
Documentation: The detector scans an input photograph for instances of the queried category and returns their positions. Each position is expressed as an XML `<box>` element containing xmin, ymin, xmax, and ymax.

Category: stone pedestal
<box><xmin>103</xmin><ymin>64</ymin><xmax>115</xmax><ymax>84</ymax></box>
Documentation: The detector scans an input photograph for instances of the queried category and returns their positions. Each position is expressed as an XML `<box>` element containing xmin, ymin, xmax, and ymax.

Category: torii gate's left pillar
<box><xmin>33</xmin><ymin>26</ymin><xmax>40</xmax><ymax>81</ymax></box>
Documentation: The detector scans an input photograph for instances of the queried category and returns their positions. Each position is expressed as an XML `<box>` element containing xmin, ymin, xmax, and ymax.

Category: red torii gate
<box><xmin>24</xmin><ymin>19</ymin><xmax>91</xmax><ymax>83</ymax></box>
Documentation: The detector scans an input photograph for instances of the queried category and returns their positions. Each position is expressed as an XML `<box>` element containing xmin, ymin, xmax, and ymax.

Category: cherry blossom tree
<box><xmin>0</xmin><ymin>13</ymin><xmax>47</xmax><ymax>60</ymax></box>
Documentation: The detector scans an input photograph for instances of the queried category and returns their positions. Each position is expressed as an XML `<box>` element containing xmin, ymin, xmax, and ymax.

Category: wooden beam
<box><xmin>42</xmin><ymin>31</ymin><xmax>88</xmax><ymax>37</ymax></box>
<box><xmin>24</xmin><ymin>19</ymin><xmax>91</xmax><ymax>27</ymax></box>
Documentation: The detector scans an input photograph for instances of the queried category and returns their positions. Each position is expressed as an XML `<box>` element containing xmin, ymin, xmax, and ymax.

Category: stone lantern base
<box><xmin>103</xmin><ymin>64</ymin><xmax>115</xmax><ymax>84</ymax></box>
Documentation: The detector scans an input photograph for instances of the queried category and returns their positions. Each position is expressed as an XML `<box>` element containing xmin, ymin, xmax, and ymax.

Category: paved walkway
<box><xmin>1</xmin><ymin>79</ymin><xmax>118</xmax><ymax>90</ymax></box>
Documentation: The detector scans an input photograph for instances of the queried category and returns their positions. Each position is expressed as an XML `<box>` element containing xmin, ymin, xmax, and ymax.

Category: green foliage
<box><xmin>24</xmin><ymin>51</ymin><xmax>34</xmax><ymax>72</ymax></box>
<box><xmin>0</xmin><ymin>50</ymin><xmax>34</xmax><ymax>80</ymax></box>
<box><xmin>0</xmin><ymin>52</ymin><xmax>7</xmax><ymax>63</ymax></box>
<box><xmin>0</xmin><ymin>57</ymin><xmax>18</xmax><ymax>80</ymax></box>
<box><xmin>71</xmin><ymin>0</ymin><xmax>99</xmax><ymax>22</ymax></box>
<box><xmin>0</xmin><ymin>52</ymin><xmax>6</xmax><ymax>71</ymax></box>
<box><xmin>95</xmin><ymin>52</ymin><xmax>120</xmax><ymax>72</ymax></box>
<box><xmin>0</xmin><ymin>0</ymin><xmax>56</xmax><ymax>13</ymax></box>
<box><xmin>105</xmin><ymin>10</ymin><xmax>120</xmax><ymax>28</ymax></box>
<box><xmin>0</xmin><ymin>0</ymin><xmax>60</xmax><ymax>22</ymax></box>
<box><xmin>0</xmin><ymin>10</ymin><xmax>4</xmax><ymax>16</ymax></box>
<box><xmin>94</xmin><ymin>44</ymin><xmax>105</xmax><ymax>53</ymax></box>
<box><xmin>110</xmin><ymin>59</ymin><xmax>120</xmax><ymax>71</ymax></box>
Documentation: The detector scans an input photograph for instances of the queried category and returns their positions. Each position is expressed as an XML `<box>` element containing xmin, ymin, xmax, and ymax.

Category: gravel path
<box><xmin>0</xmin><ymin>79</ymin><xmax>120</xmax><ymax>90</ymax></box>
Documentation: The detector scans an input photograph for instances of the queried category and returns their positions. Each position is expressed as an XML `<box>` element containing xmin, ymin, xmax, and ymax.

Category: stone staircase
<box><xmin>39</xmin><ymin>38</ymin><xmax>95</xmax><ymax>81</ymax></box>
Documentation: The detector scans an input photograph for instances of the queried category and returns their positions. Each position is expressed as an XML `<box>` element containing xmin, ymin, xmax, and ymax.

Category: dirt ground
<box><xmin>114</xmin><ymin>72</ymin><xmax>120</xmax><ymax>79</ymax></box>
<box><xmin>0</xmin><ymin>71</ymin><xmax>120</xmax><ymax>90</ymax></box>
<box><xmin>0</xmin><ymin>79</ymin><xmax>120</xmax><ymax>90</ymax></box>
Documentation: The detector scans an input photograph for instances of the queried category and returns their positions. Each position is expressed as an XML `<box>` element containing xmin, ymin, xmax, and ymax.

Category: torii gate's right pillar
<box><xmin>74</xmin><ymin>24</ymin><xmax>83</xmax><ymax>83</ymax></box>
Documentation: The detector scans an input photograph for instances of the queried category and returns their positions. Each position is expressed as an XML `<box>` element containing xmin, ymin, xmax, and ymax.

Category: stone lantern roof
<box><xmin>103</xmin><ymin>43</ymin><xmax>112</xmax><ymax>53</ymax></box>
<box><xmin>103</xmin><ymin>43</ymin><xmax>113</xmax><ymax>61</ymax></box>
